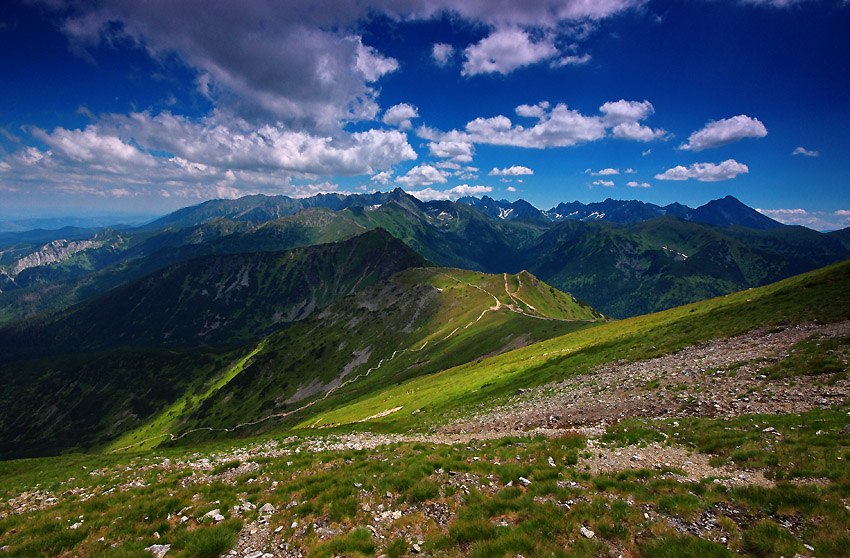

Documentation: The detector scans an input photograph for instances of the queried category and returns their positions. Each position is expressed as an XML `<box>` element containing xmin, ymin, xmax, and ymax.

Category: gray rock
<box><xmin>580</xmin><ymin>526</ymin><xmax>595</xmax><ymax>539</ymax></box>
<box><xmin>259</xmin><ymin>503</ymin><xmax>275</xmax><ymax>515</ymax></box>
<box><xmin>518</xmin><ymin>477</ymin><xmax>532</xmax><ymax>487</ymax></box>
<box><xmin>144</xmin><ymin>544</ymin><xmax>171</xmax><ymax>558</ymax></box>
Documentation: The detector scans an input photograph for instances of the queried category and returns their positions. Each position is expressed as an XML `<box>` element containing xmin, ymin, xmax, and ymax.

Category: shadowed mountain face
<box><xmin>0</xmin><ymin>228</ymin><xmax>427</xmax><ymax>360</ymax></box>
<box><xmin>0</xmin><ymin>263</ymin><xmax>603</xmax><ymax>459</ymax></box>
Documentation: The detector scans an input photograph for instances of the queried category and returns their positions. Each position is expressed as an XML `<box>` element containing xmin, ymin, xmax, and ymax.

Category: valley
<box><xmin>0</xmin><ymin>191</ymin><xmax>848</xmax><ymax>558</ymax></box>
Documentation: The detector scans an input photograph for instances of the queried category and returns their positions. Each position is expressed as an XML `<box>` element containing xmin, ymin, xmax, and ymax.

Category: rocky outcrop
<box><xmin>10</xmin><ymin>239</ymin><xmax>104</xmax><ymax>276</ymax></box>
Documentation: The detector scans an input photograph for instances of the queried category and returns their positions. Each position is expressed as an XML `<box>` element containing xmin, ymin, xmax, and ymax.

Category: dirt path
<box><xmin>111</xmin><ymin>270</ymin><xmax>571</xmax><ymax>452</ymax></box>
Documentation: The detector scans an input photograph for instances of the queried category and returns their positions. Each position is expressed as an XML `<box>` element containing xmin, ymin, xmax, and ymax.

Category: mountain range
<box><xmin>1</xmin><ymin>190</ymin><xmax>847</xmax><ymax>321</ymax></box>
<box><xmin>1</xmin><ymin>186</ymin><xmax>850</xmax><ymax>558</ymax></box>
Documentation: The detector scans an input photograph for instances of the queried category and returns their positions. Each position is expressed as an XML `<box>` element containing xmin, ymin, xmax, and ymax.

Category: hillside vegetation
<box><xmin>0</xmin><ymin>259</ymin><xmax>603</xmax><ymax>459</ymax></box>
<box><xmin>0</xmin><ymin>260</ymin><xmax>848</xmax><ymax>558</ymax></box>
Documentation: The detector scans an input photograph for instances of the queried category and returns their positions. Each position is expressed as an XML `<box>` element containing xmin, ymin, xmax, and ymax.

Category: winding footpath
<box><xmin>112</xmin><ymin>271</ymin><xmax>569</xmax><ymax>452</ymax></box>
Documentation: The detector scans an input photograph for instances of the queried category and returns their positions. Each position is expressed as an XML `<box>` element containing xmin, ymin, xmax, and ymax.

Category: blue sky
<box><xmin>0</xmin><ymin>0</ymin><xmax>848</xmax><ymax>229</ymax></box>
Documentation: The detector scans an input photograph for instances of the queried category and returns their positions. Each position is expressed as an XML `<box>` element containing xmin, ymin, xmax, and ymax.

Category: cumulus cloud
<box><xmin>506</xmin><ymin>186</ymin><xmax>518</xmax><ymax>192</ymax></box>
<box><xmin>41</xmin><ymin>0</ymin><xmax>647</xmax><ymax>128</ymax></box>
<box><xmin>489</xmin><ymin>165</ymin><xmax>533</xmax><ymax>176</ymax></box>
<box><xmin>679</xmin><ymin>115</ymin><xmax>767</xmax><ymax>151</ymax></box>
<box><xmin>371</xmin><ymin>170</ymin><xmax>392</xmax><ymax>185</ymax></box>
<box><xmin>47</xmin><ymin>1</ymin><xmax>412</xmax><ymax>130</ymax></box>
<box><xmin>427</xmin><ymin>139</ymin><xmax>475</xmax><ymax>162</ymax></box>
<box><xmin>33</xmin><ymin>125</ymin><xmax>155</xmax><ymax>170</ymax></box>
<box><xmin>655</xmin><ymin>159</ymin><xmax>749</xmax><ymax>182</ymax></box>
<box><xmin>601</xmin><ymin>100</ymin><xmax>667</xmax><ymax>141</ymax></box>
<box><xmin>421</xmin><ymin>99</ymin><xmax>665</xmax><ymax>152</ymax></box>
<box><xmin>109</xmin><ymin>111</ymin><xmax>417</xmax><ymax>175</ymax></box>
<box><xmin>408</xmin><ymin>184</ymin><xmax>493</xmax><ymax>201</ymax></box>
<box><xmin>612</xmin><ymin>122</ymin><xmax>668</xmax><ymax>141</ymax></box>
<box><xmin>592</xmin><ymin>179</ymin><xmax>615</xmax><ymax>187</ymax></box>
<box><xmin>626</xmin><ymin>181</ymin><xmax>651</xmax><ymax>188</ymax></box>
<box><xmin>0</xmin><ymin>110</ymin><xmax>418</xmax><ymax>202</ymax></box>
<box><xmin>382</xmin><ymin>103</ymin><xmax>420</xmax><ymax>129</ymax></box>
<box><xmin>792</xmin><ymin>146</ymin><xmax>819</xmax><ymax>157</ymax></box>
<box><xmin>462</xmin><ymin>28</ymin><xmax>558</xmax><ymax>76</ymax></box>
<box><xmin>600</xmin><ymin>99</ymin><xmax>655</xmax><ymax>125</ymax></box>
<box><xmin>756</xmin><ymin>208</ymin><xmax>850</xmax><ymax>231</ymax></box>
<box><xmin>591</xmin><ymin>168</ymin><xmax>619</xmax><ymax>175</ymax></box>
<box><xmin>396</xmin><ymin>164</ymin><xmax>450</xmax><ymax>187</ymax></box>
<box><xmin>432</xmin><ymin>43</ymin><xmax>454</xmax><ymax>66</ymax></box>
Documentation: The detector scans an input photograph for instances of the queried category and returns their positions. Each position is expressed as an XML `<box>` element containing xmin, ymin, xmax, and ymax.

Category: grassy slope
<box><xmin>123</xmin><ymin>268</ymin><xmax>603</xmax><ymax>448</ymax></box>
<box><xmin>306</xmin><ymin>258</ymin><xmax>850</xmax><ymax>430</ymax></box>
<box><xmin>524</xmin><ymin>217</ymin><xmax>850</xmax><ymax>318</ymax></box>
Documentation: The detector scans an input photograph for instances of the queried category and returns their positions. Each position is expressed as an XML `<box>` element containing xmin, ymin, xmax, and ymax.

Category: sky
<box><xmin>0</xmin><ymin>0</ymin><xmax>848</xmax><ymax>230</ymax></box>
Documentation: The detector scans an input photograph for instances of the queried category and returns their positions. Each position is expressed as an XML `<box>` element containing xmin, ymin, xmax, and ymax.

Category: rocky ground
<box><xmin>441</xmin><ymin>320</ymin><xmax>850</xmax><ymax>435</ymax></box>
<box><xmin>1</xmin><ymin>321</ymin><xmax>848</xmax><ymax>557</ymax></box>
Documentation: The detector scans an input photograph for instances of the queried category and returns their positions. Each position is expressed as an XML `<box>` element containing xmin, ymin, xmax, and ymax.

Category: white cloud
<box><xmin>432</xmin><ymin>43</ymin><xmax>454</xmax><ymax>66</ymax></box>
<box><xmin>600</xmin><ymin>100</ymin><xmax>667</xmax><ymax>141</ymax></box>
<box><xmin>462</xmin><ymin>28</ymin><xmax>558</xmax><ymax>76</ymax></box>
<box><xmin>427</xmin><ymin>139</ymin><xmax>475</xmax><ymax>162</ymax></box>
<box><xmin>600</xmin><ymin>99</ymin><xmax>654</xmax><ymax>125</ymax></box>
<box><xmin>516</xmin><ymin>102</ymin><xmax>550</xmax><ymax>118</ymax></box>
<box><xmin>356</xmin><ymin>43</ymin><xmax>399</xmax><ymax>82</ymax></box>
<box><xmin>48</xmin><ymin>1</ymin><xmax>408</xmax><ymax>131</ymax></box>
<box><xmin>792</xmin><ymin>146</ymin><xmax>819</xmax><ymax>157</ymax></box>
<box><xmin>591</xmin><ymin>168</ymin><xmax>619</xmax><ymax>175</ymax></box>
<box><xmin>396</xmin><ymin>164</ymin><xmax>449</xmax><ymax>187</ymax></box>
<box><xmin>592</xmin><ymin>179</ymin><xmax>615</xmax><ymax>187</ymax></box>
<box><xmin>382</xmin><ymin>103</ymin><xmax>420</xmax><ymax>129</ymax></box>
<box><xmin>371</xmin><ymin>171</ymin><xmax>392</xmax><ymax>185</ymax></box>
<box><xmin>679</xmin><ymin>115</ymin><xmax>767</xmax><ymax>151</ymax></box>
<box><xmin>612</xmin><ymin>122</ymin><xmax>668</xmax><ymax>141</ymax></box>
<box><xmin>757</xmin><ymin>208</ymin><xmax>850</xmax><ymax>231</ymax></box>
<box><xmin>108</xmin><ymin>111</ymin><xmax>417</xmax><ymax>175</ymax></box>
<box><xmin>33</xmin><ymin>125</ymin><xmax>155</xmax><ymax>171</ymax></box>
<box><xmin>489</xmin><ymin>165</ymin><xmax>533</xmax><ymax>176</ymax></box>
<box><xmin>0</xmin><ymin>110</ymin><xmax>419</xmax><ymax>202</ymax></box>
<box><xmin>422</xmin><ymin>99</ymin><xmax>665</xmax><ymax>153</ymax></box>
<box><xmin>408</xmin><ymin>184</ymin><xmax>492</xmax><ymax>201</ymax></box>
<box><xmin>467</xmin><ymin>104</ymin><xmax>605</xmax><ymax>147</ymax></box>
<box><xmin>642</xmin><ymin>149</ymin><xmax>652</xmax><ymax>156</ymax></box>
<box><xmin>625</xmin><ymin>168</ymin><xmax>636</xmax><ymax>173</ymax></box>
<box><xmin>626</xmin><ymin>181</ymin><xmax>651</xmax><ymax>188</ymax></box>
<box><xmin>655</xmin><ymin>159</ymin><xmax>749</xmax><ymax>182</ymax></box>
<box><xmin>552</xmin><ymin>53</ymin><xmax>591</xmax><ymax>66</ymax></box>
<box><xmin>506</xmin><ymin>186</ymin><xmax>518</xmax><ymax>192</ymax></box>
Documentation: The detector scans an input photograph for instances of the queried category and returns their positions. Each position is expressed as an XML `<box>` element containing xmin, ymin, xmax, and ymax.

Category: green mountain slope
<box><xmin>524</xmin><ymin>216</ymin><xmax>850</xmax><ymax>317</ymax></box>
<box><xmin>306</xmin><ymin>258</ymin><xmax>850</xmax><ymax>431</ymax></box>
<box><xmin>108</xmin><ymin>267</ymin><xmax>602</xmax><ymax>451</ymax></box>
<box><xmin>0</xmin><ymin>228</ymin><xmax>425</xmax><ymax>360</ymax></box>
<box><xmin>0</xmin><ymin>265</ymin><xmax>603</xmax><ymax>458</ymax></box>
<box><xmin>0</xmin><ymin>209</ymin><xmax>366</xmax><ymax>324</ymax></box>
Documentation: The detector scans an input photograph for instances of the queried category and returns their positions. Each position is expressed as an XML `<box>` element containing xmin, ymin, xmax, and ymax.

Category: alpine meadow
<box><xmin>1</xmin><ymin>1</ymin><xmax>849</xmax><ymax>558</ymax></box>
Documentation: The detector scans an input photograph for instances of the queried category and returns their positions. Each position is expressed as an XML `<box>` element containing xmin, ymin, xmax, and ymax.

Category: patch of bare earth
<box><xmin>443</xmin><ymin>320</ymin><xmax>850</xmax><ymax>434</ymax></box>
